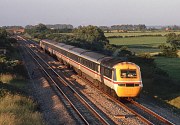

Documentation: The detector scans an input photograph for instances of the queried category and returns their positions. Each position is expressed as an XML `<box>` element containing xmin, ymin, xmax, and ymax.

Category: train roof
<box><xmin>80</xmin><ymin>51</ymin><xmax>109</xmax><ymax>63</ymax></box>
<box><xmin>41</xmin><ymin>39</ymin><xmax>127</xmax><ymax>67</ymax></box>
<box><xmin>101</xmin><ymin>57</ymin><xmax>126</xmax><ymax>68</ymax></box>
<box><xmin>56</xmin><ymin>42</ymin><xmax>66</xmax><ymax>46</ymax></box>
<box><xmin>71</xmin><ymin>47</ymin><xmax>89</xmax><ymax>55</ymax></box>
<box><xmin>61</xmin><ymin>44</ymin><xmax>75</xmax><ymax>51</ymax></box>
<box><xmin>42</xmin><ymin>39</ymin><xmax>58</xmax><ymax>45</ymax></box>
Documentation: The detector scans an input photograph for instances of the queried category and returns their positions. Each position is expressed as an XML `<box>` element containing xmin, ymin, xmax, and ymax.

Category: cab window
<box><xmin>120</xmin><ymin>69</ymin><xmax>137</xmax><ymax>78</ymax></box>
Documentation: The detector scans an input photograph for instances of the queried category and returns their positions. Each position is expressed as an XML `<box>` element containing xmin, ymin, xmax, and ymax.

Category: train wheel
<box><xmin>63</xmin><ymin>60</ymin><xmax>66</xmax><ymax>65</ymax></box>
<box><xmin>53</xmin><ymin>55</ymin><xmax>57</xmax><ymax>60</ymax></box>
<box><xmin>73</xmin><ymin>67</ymin><xmax>78</xmax><ymax>74</ymax></box>
<box><xmin>93</xmin><ymin>80</ymin><xmax>98</xmax><ymax>87</ymax></box>
<box><xmin>103</xmin><ymin>85</ymin><xmax>108</xmax><ymax>93</ymax></box>
<box><xmin>111</xmin><ymin>89</ymin><xmax>118</xmax><ymax>99</ymax></box>
<box><xmin>82</xmin><ymin>72</ymin><xmax>86</xmax><ymax>79</ymax></box>
<box><xmin>77</xmin><ymin>69</ymin><xmax>82</xmax><ymax>76</ymax></box>
<box><xmin>66</xmin><ymin>64</ymin><xmax>70</xmax><ymax>68</ymax></box>
<box><xmin>58</xmin><ymin>58</ymin><xmax>63</xmax><ymax>63</ymax></box>
<box><xmin>106</xmin><ymin>86</ymin><xmax>111</xmax><ymax>95</ymax></box>
<box><xmin>98</xmin><ymin>82</ymin><xmax>102</xmax><ymax>89</ymax></box>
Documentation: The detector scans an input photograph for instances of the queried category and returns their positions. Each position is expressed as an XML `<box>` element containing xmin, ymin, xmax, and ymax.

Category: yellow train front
<box><xmin>113</xmin><ymin>62</ymin><xmax>143</xmax><ymax>97</ymax></box>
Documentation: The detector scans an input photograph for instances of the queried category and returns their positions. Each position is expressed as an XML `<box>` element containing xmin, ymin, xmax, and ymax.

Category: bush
<box><xmin>129</xmin><ymin>54</ymin><xmax>155</xmax><ymax>65</ymax></box>
<box><xmin>107</xmin><ymin>35</ymin><xmax>123</xmax><ymax>38</ymax></box>
<box><xmin>117</xmin><ymin>46</ymin><xmax>133</xmax><ymax>57</ymax></box>
<box><xmin>73</xmin><ymin>25</ymin><xmax>108</xmax><ymax>44</ymax></box>
<box><xmin>158</xmin><ymin>44</ymin><xmax>178</xmax><ymax>57</ymax></box>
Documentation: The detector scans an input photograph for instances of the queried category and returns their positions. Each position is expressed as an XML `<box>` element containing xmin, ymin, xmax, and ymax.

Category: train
<box><xmin>40</xmin><ymin>39</ymin><xmax>143</xmax><ymax>98</ymax></box>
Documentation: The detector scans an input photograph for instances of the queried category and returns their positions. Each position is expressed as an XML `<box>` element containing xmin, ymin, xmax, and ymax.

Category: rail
<box><xmin>127</xmin><ymin>99</ymin><xmax>175</xmax><ymax>125</ymax></box>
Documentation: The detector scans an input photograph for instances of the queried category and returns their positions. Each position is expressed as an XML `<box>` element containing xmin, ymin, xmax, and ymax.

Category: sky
<box><xmin>0</xmin><ymin>0</ymin><xmax>180</xmax><ymax>27</ymax></box>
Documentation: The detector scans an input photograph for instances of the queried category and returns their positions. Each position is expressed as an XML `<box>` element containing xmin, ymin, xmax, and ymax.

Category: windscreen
<box><xmin>121</xmin><ymin>69</ymin><xmax>137</xmax><ymax>78</ymax></box>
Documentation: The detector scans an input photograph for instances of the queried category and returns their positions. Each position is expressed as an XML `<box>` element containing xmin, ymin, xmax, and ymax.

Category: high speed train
<box><xmin>40</xmin><ymin>39</ymin><xmax>143</xmax><ymax>98</ymax></box>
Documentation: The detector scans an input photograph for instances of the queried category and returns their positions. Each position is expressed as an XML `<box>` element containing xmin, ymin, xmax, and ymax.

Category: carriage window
<box><xmin>104</xmin><ymin>69</ymin><xmax>110</xmax><ymax>76</ymax></box>
<box><xmin>121</xmin><ymin>69</ymin><xmax>137</xmax><ymax>78</ymax></box>
<box><xmin>113</xmin><ymin>69</ymin><xmax>116</xmax><ymax>81</ymax></box>
<box><xmin>103</xmin><ymin>67</ymin><xmax>112</xmax><ymax>79</ymax></box>
<box><xmin>95</xmin><ymin>64</ymin><xmax>99</xmax><ymax>72</ymax></box>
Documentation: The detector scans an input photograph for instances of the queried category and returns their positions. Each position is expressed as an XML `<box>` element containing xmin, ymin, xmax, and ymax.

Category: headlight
<box><xmin>118</xmin><ymin>84</ymin><xmax>125</xmax><ymax>86</ymax></box>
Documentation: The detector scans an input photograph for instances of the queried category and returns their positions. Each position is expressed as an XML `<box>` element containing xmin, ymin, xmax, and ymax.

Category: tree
<box><xmin>117</xmin><ymin>46</ymin><xmax>133</xmax><ymax>57</ymax></box>
<box><xmin>35</xmin><ymin>23</ymin><xmax>48</xmax><ymax>32</ymax></box>
<box><xmin>166</xmin><ymin>33</ymin><xmax>180</xmax><ymax>47</ymax></box>
<box><xmin>0</xmin><ymin>29</ymin><xmax>7</xmax><ymax>39</ymax></box>
<box><xmin>158</xmin><ymin>44</ymin><xmax>178</xmax><ymax>57</ymax></box>
<box><xmin>73</xmin><ymin>25</ymin><xmax>108</xmax><ymax>43</ymax></box>
<box><xmin>72</xmin><ymin>25</ymin><xmax>109</xmax><ymax>51</ymax></box>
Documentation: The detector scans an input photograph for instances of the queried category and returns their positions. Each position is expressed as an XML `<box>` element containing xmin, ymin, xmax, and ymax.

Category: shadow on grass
<box><xmin>0</xmin><ymin>81</ymin><xmax>27</xmax><ymax>97</ymax></box>
<box><xmin>141</xmin><ymin>67</ymin><xmax>180</xmax><ymax>102</ymax></box>
<box><xmin>126</xmin><ymin>44</ymin><xmax>158</xmax><ymax>49</ymax></box>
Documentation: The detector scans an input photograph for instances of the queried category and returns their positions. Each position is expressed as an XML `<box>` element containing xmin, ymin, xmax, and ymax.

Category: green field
<box><xmin>109</xmin><ymin>36</ymin><xmax>166</xmax><ymax>53</ymax></box>
<box><xmin>109</xmin><ymin>36</ymin><xmax>166</xmax><ymax>46</ymax></box>
<box><xmin>105</xmin><ymin>31</ymin><xmax>180</xmax><ymax>37</ymax></box>
<box><xmin>155</xmin><ymin>57</ymin><xmax>180</xmax><ymax>84</ymax></box>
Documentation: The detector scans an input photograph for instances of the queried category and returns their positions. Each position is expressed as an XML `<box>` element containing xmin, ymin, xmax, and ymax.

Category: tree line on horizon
<box><xmin>2</xmin><ymin>23</ymin><xmax>180</xmax><ymax>34</ymax></box>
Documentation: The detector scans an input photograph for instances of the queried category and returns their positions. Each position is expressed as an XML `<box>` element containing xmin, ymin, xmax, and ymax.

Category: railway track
<box><xmin>126</xmin><ymin>99</ymin><xmax>175</xmax><ymax>125</ymax></box>
<box><xmin>77</xmin><ymin>73</ymin><xmax>175</xmax><ymax>125</ymax></box>
<box><xmin>20</xmin><ymin>37</ymin><xmax>176</xmax><ymax>125</ymax></box>
<box><xmin>20</xmin><ymin>39</ymin><xmax>115</xmax><ymax>125</ymax></box>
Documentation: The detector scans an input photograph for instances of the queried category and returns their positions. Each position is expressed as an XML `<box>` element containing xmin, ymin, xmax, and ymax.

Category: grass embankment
<box><xmin>0</xmin><ymin>38</ymin><xmax>44</xmax><ymax>125</ymax></box>
<box><xmin>0</xmin><ymin>83</ymin><xmax>43</xmax><ymax>125</ymax></box>
<box><xmin>155</xmin><ymin>57</ymin><xmax>180</xmax><ymax>108</ymax></box>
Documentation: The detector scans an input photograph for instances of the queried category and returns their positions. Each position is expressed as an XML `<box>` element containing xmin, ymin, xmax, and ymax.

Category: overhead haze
<box><xmin>0</xmin><ymin>0</ymin><xmax>180</xmax><ymax>27</ymax></box>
